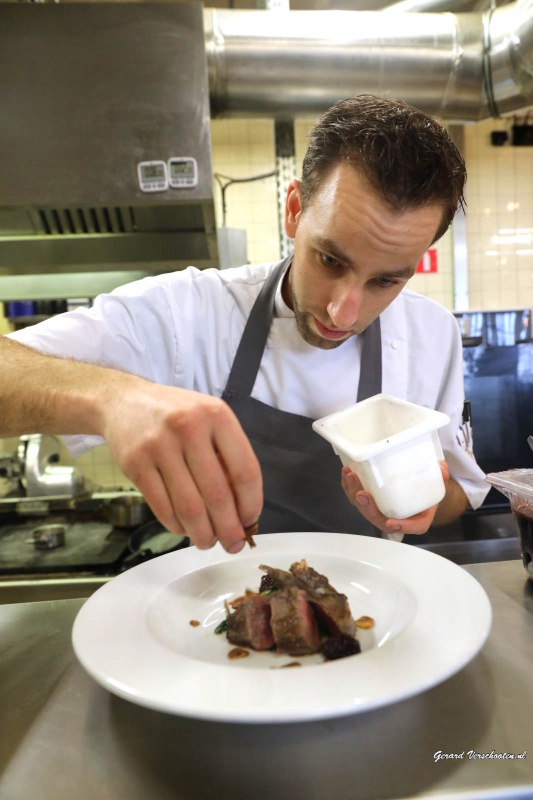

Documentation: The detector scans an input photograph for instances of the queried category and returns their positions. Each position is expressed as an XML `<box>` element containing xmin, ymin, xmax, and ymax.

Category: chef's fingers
<box><xmin>165</xmin><ymin>393</ymin><xmax>262</xmax><ymax>548</ymax></box>
<box><xmin>118</xmin><ymin>454</ymin><xmax>207</xmax><ymax>545</ymax></box>
<box><xmin>341</xmin><ymin>468</ymin><xmax>389</xmax><ymax>527</ymax></box>
<box><xmin>212</xmin><ymin>415</ymin><xmax>263</xmax><ymax>534</ymax></box>
<box><xmin>341</xmin><ymin>466</ymin><xmax>437</xmax><ymax>536</ymax></box>
<box><xmin>132</xmin><ymin>462</ymin><xmax>209</xmax><ymax>545</ymax></box>
<box><xmin>181</xmin><ymin>424</ymin><xmax>262</xmax><ymax>553</ymax></box>
<box><xmin>383</xmin><ymin>462</ymin><xmax>447</xmax><ymax>535</ymax></box>
<box><xmin>383</xmin><ymin>461</ymin><xmax>447</xmax><ymax>536</ymax></box>
<box><xmin>355</xmin><ymin>486</ymin><xmax>437</xmax><ymax>536</ymax></box>
<box><xmin>341</xmin><ymin>466</ymin><xmax>364</xmax><ymax>499</ymax></box>
<box><xmin>383</xmin><ymin>504</ymin><xmax>438</xmax><ymax>536</ymax></box>
<box><xmin>106</xmin><ymin>387</ymin><xmax>261</xmax><ymax>551</ymax></box>
<box><xmin>147</xmin><ymin>443</ymin><xmax>238</xmax><ymax>551</ymax></box>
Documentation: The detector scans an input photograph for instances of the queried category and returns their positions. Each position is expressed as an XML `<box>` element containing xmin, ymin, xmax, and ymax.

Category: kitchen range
<box><xmin>0</xmin><ymin>434</ymin><xmax>188</xmax><ymax>603</ymax></box>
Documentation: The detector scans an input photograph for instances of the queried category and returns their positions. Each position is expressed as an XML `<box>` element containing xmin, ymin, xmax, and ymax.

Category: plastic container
<box><xmin>486</xmin><ymin>469</ymin><xmax>533</xmax><ymax>580</ymax></box>
<box><xmin>312</xmin><ymin>393</ymin><xmax>450</xmax><ymax>519</ymax></box>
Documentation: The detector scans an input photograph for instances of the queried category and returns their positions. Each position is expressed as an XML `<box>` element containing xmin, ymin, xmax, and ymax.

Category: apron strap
<box><xmin>224</xmin><ymin>255</ymin><xmax>382</xmax><ymax>400</ymax></box>
<box><xmin>357</xmin><ymin>315</ymin><xmax>382</xmax><ymax>402</ymax></box>
<box><xmin>224</xmin><ymin>257</ymin><xmax>290</xmax><ymax>397</ymax></box>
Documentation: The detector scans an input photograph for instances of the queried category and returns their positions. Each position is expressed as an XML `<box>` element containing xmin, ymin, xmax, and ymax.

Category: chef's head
<box><xmin>281</xmin><ymin>95</ymin><xmax>465</xmax><ymax>349</ymax></box>
<box><xmin>299</xmin><ymin>94</ymin><xmax>466</xmax><ymax>244</ymax></box>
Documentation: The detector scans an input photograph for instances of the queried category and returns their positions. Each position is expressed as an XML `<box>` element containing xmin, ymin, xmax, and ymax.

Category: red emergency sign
<box><xmin>416</xmin><ymin>249</ymin><xmax>438</xmax><ymax>273</ymax></box>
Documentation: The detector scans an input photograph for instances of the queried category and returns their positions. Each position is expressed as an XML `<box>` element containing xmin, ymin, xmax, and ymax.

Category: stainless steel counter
<box><xmin>1</xmin><ymin>559</ymin><xmax>533</xmax><ymax>800</ymax></box>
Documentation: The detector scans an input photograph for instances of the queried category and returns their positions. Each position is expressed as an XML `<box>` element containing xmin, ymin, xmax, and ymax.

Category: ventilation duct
<box><xmin>204</xmin><ymin>0</ymin><xmax>533</xmax><ymax>122</ymax></box>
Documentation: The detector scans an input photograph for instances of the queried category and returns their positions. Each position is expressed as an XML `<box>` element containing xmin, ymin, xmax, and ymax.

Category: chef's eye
<box><xmin>376</xmin><ymin>277</ymin><xmax>398</xmax><ymax>288</ymax></box>
<box><xmin>320</xmin><ymin>253</ymin><xmax>340</xmax><ymax>269</ymax></box>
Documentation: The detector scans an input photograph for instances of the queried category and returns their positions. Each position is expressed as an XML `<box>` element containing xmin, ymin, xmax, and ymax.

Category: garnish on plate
<box><xmin>243</xmin><ymin>522</ymin><xmax>258</xmax><ymax>548</ymax></box>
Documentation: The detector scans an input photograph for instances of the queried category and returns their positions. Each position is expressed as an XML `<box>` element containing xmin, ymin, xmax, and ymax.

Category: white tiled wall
<box><xmin>463</xmin><ymin>117</ymin><xmax>533</xmax><ymax>312</ymax></box>
<box><xmin>211</xmin><ymin>119</ymin><xmax>280</xmax><ymax>262</ymax></box>
<box><xmin>73</xmin><ymin>447</ymin><xmax>136</xmax><ymax>490</ymax></box>
<box><xmin>2</xmin><ymin>114</ymin><xmax>532</xmax><ymax>488</ymax></box>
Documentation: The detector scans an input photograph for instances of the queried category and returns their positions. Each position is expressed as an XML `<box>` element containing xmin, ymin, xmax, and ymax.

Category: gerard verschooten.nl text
<box><xmin>434</xmin><ymin>750</ymin><xmax>527</xmax><ymax>762</ymax></box>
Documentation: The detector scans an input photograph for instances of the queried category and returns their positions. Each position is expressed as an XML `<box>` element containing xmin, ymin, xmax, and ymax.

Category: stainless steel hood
<box><xmin>0</xmin><ymin>2</ymin><xmax>217</xmax><ymax>296</ymax></box>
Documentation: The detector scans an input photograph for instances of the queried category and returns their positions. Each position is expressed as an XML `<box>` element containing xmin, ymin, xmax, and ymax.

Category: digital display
<box><xmin>137</xmin><ymin>160</ymin><xmax>168</xmax><ymax>192</ymax></box>
<box><xmin>170</xmin><ymin>160</ymin><xmax>195</xmax><ymax>177</ymax></box>
<box><xmin>142</xmin><ymin>163</ymin><xmax>166</xmax><ymax>180</ymax></box>
<box><xmin>168</xmin><ymin>157</ymin><xmax>197</xmax><ymax>188</ymax></box>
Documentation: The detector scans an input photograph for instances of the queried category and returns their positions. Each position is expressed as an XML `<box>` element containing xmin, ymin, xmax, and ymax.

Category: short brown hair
<box><xmin>300</xmin><ymin>95</ymin><xmax>466</xmax><ymax>242</ymax></box>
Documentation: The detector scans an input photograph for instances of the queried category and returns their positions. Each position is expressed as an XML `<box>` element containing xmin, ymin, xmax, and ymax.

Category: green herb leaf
<box><xmin>214</xmin><ymin>619</ymin><xmax>228</xmax><ymax>635</ymax></box>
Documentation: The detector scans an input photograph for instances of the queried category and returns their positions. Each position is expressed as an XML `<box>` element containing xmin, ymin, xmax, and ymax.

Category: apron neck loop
<box><xmin>357</xmin><ymin>316</ymin><xmax>382</xmax><ymax>402</ymax></box>
<box><xmin>224</xmin><ymin>256</ymin><xmax>291</xmax><ymax>396</ymax></box>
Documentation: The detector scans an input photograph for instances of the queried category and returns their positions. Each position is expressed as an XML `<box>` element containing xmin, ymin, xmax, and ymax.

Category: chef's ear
<box><xmin>284</xmin><ymin>179</ymin><xmax>302</xmax><ymax>238</ymax></box>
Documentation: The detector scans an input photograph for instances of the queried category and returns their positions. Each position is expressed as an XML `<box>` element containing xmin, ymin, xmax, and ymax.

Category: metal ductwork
<box><xmin>204</xmin><ymin>0</ymin><xmax>533</xmax><ymax>121</ymax></box>
<box><xmin>381</xmin><ymin>0</ymin><xmax>481</xmax><ymax>15</ymax></box>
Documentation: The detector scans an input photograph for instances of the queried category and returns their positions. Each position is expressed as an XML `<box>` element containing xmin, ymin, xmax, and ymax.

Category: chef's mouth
<box><xmin>312</xmin><ymin>316</ymin><xmax>354</xmax><ymax>341</ymax></box>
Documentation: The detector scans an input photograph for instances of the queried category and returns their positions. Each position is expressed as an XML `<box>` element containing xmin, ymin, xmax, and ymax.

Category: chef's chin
<box><xmin>294</xmin><ymin>313</ymin><xmax>352</xmax><ymax>351</ymax></box>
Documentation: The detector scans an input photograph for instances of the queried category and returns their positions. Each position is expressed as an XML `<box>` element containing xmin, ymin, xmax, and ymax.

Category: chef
<box><xmin>0</xmin><ymin>95</ymin><xmax>488</xmax><ymax>553</ymax></box>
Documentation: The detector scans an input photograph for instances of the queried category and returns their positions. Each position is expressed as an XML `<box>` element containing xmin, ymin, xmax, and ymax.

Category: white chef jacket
<box><xmin>9</xmin><ymin>261</ymin><xmax>489</xmax><ymax>510</ymax></box>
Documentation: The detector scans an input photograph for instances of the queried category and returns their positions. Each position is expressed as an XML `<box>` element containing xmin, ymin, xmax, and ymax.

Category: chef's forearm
<box><xmin>432</xmin><ymin>476</ymin><xmax>470</xmax><ymax>526</ymax></box>
<box><xmin>0</xmin><ymin>336</ymin><xmax>126</xmax><ymax>437</ymax></box>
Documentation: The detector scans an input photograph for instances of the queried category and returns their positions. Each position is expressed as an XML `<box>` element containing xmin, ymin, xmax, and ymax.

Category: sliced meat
<box><xmin>226</xmin><ymin>591</ymin><xmax>274</xmax><ymax>651</ymax></box>
<box><xmin>289</xmin><ymin>559</ymin><xmax>356</xmax><ymax>637</ymax></box>
<box><xmin>269</xmin><ymin>586</ymin><xmax>321</xmax><ymax>656</ymax></box>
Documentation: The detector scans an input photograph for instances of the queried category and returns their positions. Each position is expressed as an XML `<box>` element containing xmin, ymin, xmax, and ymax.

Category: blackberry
<box><xmin>321</xmin><ymin>634</ymin><xmax>361</xmax><ymax>661</ymax></box>
<box><xmin>259</xmin><ymin>574</ymin><xmax>278</xmax><ymax>594</ymax></box>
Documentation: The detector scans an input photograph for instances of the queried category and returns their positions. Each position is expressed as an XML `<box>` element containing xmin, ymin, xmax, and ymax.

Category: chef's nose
<box><xmin>327</xmin><ymin>284</ymin><xmax>362</xmax><ymax>329</ymax></box>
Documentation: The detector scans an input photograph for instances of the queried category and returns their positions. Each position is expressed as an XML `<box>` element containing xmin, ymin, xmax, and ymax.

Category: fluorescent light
<box><xmin>491</xmin><ymin>234</ymin><xmax>533</xmax><ymax>245</ymax></box>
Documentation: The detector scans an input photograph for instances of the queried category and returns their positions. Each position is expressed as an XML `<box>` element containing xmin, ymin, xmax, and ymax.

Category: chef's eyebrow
<box><xmin>313</xmin><ymin>236</ymin><xmax>415</xmax><ymax>279</ymax></box>
<box><xmin>314</xmin><ymin>237</ymin><xmax>351</xmax><ymax>265</ymax></box>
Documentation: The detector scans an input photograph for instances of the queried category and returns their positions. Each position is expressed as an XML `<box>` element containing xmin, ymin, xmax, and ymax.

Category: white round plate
<box><xmin>72</xmin><ymin>533</ymin><xmax>492</xmax><ymax>724</ymax></box>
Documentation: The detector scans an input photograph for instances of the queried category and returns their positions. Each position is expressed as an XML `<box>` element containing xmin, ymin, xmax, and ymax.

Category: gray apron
<box><xmin>221</xmin><ymin>257</ymin><xmax>382</xmax><ymax>535</ymax></box>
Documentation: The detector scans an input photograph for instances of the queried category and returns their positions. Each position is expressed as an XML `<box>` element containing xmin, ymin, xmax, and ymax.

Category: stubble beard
<box><xmin>286</xmin><ymin>267</ymin><xmax>356</xmax><ymax>351</ymax></box>
<box><xmin>292</xmin><ymin>296</ymin><xmax>354</xmax><ymax>351</ymax></box>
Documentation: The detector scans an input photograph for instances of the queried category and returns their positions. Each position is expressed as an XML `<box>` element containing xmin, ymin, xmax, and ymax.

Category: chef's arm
<box><xmin>0</xmin><ymin>337</ymin><xmax>262</xmax><ymax>553</ymax></box>
<box><xmin>0</xmin><ymin>337</ymin><xmax>123</xmax><ymax>437</ymax></box>
<box><xmin>431</xmin><ymin>475</ymin><xmax>469</xmax><ymax>526</ymax></box>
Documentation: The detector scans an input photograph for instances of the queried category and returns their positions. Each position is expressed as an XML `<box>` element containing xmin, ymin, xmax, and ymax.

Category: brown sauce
<box><xmin>228</xmin><ymin>647</ymin><xmax>250</xmax><ymax>660</ymax></box>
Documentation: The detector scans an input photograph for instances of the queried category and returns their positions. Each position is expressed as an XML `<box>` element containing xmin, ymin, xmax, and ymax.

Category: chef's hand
<box><xmin>101</xmin><ymin>382</ymin><xmax>263</xmax><ymax>554</ymax></box>
<box><xmin>341</xmin><ymin>461</ymin><xmax>450</xmax><ymax>536</ymax></box>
